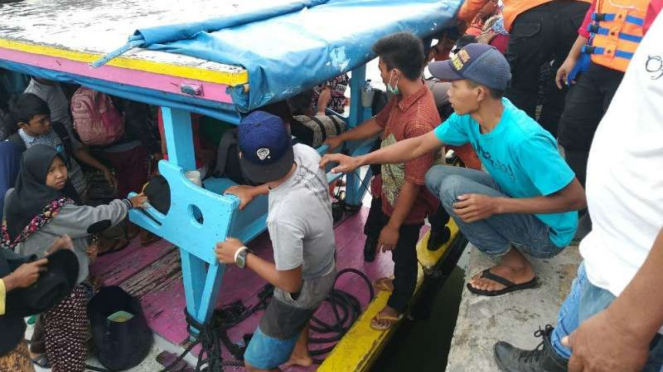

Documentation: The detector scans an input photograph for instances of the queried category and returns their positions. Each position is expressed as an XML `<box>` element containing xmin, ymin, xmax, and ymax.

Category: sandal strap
<box><xmin>480</xmin><ymin>269</ymin><xmax>516</xmax><ymax>287</ymax></box>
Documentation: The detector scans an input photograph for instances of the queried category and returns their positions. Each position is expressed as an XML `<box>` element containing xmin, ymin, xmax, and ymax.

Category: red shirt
<box><xmin>645</xmin><ymin>0</ymin><xmax>663</xmax><ymax>33</ymax></box>
<box><xmin>578</xmin><ymin>0</ymin><xmax>597</xmax><ymax>38</ymax></box>
<box><xmin>372</xmin><ymin>84</ymin><xmax>441</xmax><ymax>224</ymax></box>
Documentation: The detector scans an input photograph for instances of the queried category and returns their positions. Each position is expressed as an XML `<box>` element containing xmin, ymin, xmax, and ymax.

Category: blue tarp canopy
<box><xmin>109</xmin><ymin>0</ymin><xmax>462</xmax><ymax>112</ymax></box>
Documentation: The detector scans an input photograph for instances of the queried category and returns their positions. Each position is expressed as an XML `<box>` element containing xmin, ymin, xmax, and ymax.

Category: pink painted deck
<box><xmin>90</xmin><ymin>208</ymin><xmax>429</xmax><ymax>370</ymax></box>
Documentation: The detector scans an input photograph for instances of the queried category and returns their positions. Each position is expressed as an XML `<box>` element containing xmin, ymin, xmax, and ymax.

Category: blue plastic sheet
<box><xmin>137</xmin><ymin>0</ymin><xmax>328</xmax><ymax>45</ymax></box>
<box><xmin>132</xmin><ymin>0</ymin><xmax>461</xmax><ymax>111</ymax></box>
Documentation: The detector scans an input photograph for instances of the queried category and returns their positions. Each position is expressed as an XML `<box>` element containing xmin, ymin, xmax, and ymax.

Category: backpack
<box><xmin>371</xmin><ymin>88</ymin><xmax>389</xmax><ymax>117</ymax></box>
<box><xmin>8</xmin><ymin>121</ymin><xmax>75</xmax><ymax>166</ymax></box>
<box><xmin>212</xmin><ymin>128</ymin><xmax>254</xmax><ymax>185</ymax></box>
<box><xmin>290</xmin><ymin>114</ymin><xmax>346</xmax><ymax>148</ymax></box>
<box><xmin>88</xmin><ymin>286</ymin><xmax>153</xmax><ymax>371</ymax></box>
<box><xmin>71</xmin><ymin>87</ymin><xmax>125</xmax><ymax>146</ymax></box>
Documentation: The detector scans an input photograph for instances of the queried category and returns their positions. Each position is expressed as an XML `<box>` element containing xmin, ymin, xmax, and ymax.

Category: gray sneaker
<box><xmin>494</xmin><ymin>325</ymin><xmax>568</xmax><ymax>372</ymax></box>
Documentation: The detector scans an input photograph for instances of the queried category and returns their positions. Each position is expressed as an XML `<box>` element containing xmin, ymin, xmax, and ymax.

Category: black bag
<box><xmin>371</xmin><ymin>88</ymin><xmax>389</xmax><ymax>117</ymax></box>
<box><xmin>212</xmin><ymin>128</ymin><xmax>253</xmax><ymax>185</ymax></box>
<box><xmin>88</xmin><ymin>286</ymin><xmax>153</xmax><ymax>372</ymax></box>
<box><xmin>142</xmin><ymin>175</ymin><xmax>171</xmax><ymax>214</ymax></box>
<box><xmin>290</xmin><ymin>114</ymin><xmax>346</xmax><ymax>148</ymax></box>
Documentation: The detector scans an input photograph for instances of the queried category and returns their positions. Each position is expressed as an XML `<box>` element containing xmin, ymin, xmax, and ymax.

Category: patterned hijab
<box><xmin>2</xmin><ymin>145</ymin><xmax>80</xmax><ymax>246</ymax></box>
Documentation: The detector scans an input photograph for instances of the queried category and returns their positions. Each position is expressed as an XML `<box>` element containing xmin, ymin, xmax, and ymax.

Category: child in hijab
<box><xmin>1</xmin><ymin>144</ymin><xmax>146</xmax><ymax>372</ymax></box>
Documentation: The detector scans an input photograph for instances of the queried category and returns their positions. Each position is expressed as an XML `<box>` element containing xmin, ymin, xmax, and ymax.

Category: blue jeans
<box><xmin>425</xmin><ymin>165</ymin><xmax>563</xmax><ymax>259</ymax></box>
<box><xmin>551</xmin><ymin>263</ymin><xmax>663</xmax><ymax>371</ymax></box>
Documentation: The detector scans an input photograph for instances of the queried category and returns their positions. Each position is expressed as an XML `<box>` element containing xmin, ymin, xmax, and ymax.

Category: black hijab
<box><xmin>5</xmin><ymin>144</ymin><xmax>80</xmax><ymax>240</ymax></box>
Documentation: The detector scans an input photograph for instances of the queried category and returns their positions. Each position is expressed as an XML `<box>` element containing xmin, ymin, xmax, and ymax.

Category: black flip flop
<box><xmin>466</xmin><ymin>269</ymin><xmax>539</xmax><ymax>296</ymax></box>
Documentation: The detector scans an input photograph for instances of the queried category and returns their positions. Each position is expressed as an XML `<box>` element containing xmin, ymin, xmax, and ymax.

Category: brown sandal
<box><xmin>370</xmin><ymin>311</ymin><xmax>403</xmax><ymax>331</ymax></box>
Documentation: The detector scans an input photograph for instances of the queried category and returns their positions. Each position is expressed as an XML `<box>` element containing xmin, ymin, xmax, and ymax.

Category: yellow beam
<box><xmin>417</xmin><ymin>220</ymin><xmax>460</xmax><ymax>270</ymax></box>
<box><xmin>319</xmin><ymin>222</ymin><xmax>460</xmax><ymax>372</ymax></box>
<box><xmin>0</xmin><ymin>39</ymin><xmax>249</xmax><ymax>86</ymax></box>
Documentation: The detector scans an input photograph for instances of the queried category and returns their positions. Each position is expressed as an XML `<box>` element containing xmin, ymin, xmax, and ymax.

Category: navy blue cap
<box><xmin>238</xmin><ymin>111</ymin><xmax>294</xmax><ymax>184</ymax></box>
<box><xmin>428</xmin><ymin>43</ymin><xmax>511</xmax><ymax>91</ymax></box>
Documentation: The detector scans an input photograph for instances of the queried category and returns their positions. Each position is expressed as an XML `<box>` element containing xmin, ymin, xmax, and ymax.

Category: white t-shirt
<box><xmin>581</xmin><ymin>14</ymin><xmax>663</xmax><ymax>297</ymax></box>
<box><xmin>267</xmin><ymin>144</ymin><xmax>336</xmax><ymax>280</ymax></box>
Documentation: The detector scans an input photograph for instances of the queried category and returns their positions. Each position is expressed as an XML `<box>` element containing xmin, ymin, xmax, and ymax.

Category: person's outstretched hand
<box><xmin>320</xmin><ymin>153</ymin><xmax>361</xmax><ymax>174</ymax></box>
<box><xmin>130</xmin><ymin>194</ymin><xmax>148</xmax><ymax>209</ymax></box>
<box><xmin>225</xmin><ymin>185</ymin><xmax>257</xmax><ymax>210</ymax></box>
<box><xmin>323</xmin><ymin>136</ymin><xmax>344</xmax><ymax>153</ymax></box>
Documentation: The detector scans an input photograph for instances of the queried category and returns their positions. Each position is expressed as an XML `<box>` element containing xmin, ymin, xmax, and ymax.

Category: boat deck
<box><xmin>88</xmin><ymin>207</ymin><xmax>430</xmax><ymax>371</ymax></box>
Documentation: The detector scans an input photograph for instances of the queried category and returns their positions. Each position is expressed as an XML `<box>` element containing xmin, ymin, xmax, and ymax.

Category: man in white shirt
<box><xmin>494</xmin><ymin>11</ymin><xmax>663</xmax><ymax>372</ymax></box>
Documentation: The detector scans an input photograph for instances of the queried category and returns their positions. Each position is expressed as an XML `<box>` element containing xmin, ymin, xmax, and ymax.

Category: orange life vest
<box><xmin>584</xmin><ymin>0</ymin><xmax>650</xmax><ymax>72</ymax></box>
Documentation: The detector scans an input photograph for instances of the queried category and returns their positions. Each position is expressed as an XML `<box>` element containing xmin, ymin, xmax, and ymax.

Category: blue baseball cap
<box><xmin>428</xmin><ymin>43</ymin><xmax>511</xmax><ymax>91</ymax></box>
<box><xmin>238</xmin><ymin>111</ymin><xmax>294</xmax><ymax>184</ymax></box>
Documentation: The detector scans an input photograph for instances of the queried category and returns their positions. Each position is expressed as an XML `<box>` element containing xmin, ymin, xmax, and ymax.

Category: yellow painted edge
<box><xmin>320</xmin><ymin>227</ymin><xmax>462</xmax><ymax>372</ymax></box>
<box><xmin>0</xmin><ymin>39</ymin><xmax>249</xmax><ymax>86</ymax></box>
<box><xmin>417</xmin><ymin>219</ymin><xmax>460</xmax><ymax>269</ymax></box>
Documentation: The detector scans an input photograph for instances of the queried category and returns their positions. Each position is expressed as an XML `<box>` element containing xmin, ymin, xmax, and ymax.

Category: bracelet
<box><xmin>234</xmin><ymin>246</ymin><xmax>249</xmax><ymax>264</ymax></box>
<box><xmin>122</xmin><ymin>199</ymin><xmax>133</xmax><ymax>209</ymax></box>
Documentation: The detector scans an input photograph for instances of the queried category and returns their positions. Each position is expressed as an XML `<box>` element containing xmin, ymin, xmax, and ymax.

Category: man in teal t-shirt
<box><xmin>321</xmin><ymin>44</ymin><xmax>586</xmax><ymax>297</ymax></box>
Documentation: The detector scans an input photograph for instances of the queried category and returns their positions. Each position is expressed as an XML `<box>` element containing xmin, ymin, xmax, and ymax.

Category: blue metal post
<box><xmin>161</xmin><ymin>108</ymin><xmax>196</xmax><ymax>171</ymax></box>
<box><xmin>133</xmin><ymin>107</ymin><xmax>236</xmax><ymax>331</ymax></box>
<box><xmin>344</xmin><ymin>65</ymin><xmax>376</xmax><ymax>206</ymax></box>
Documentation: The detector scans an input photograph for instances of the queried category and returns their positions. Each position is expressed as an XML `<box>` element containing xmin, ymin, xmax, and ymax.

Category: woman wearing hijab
<box><xmin>0</xmin><ymin>141</ymin><xmax>21</xmax><ymax>221</ymax></box>
<box><xmin>1</xmin><ymin>144</ymin><xmax>146</xmax><ymax>372</ymax></box>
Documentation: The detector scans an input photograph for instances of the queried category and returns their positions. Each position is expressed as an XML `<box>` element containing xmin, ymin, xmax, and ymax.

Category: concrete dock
<box><xmin>445</xmin><ymin>244</ymin><xmax>581</xmax><ymax>372</ymax></box>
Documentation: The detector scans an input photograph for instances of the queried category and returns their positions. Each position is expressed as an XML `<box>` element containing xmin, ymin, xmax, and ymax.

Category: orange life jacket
<box><xmin>584</xmin><ymin>0</ymin><xmax>650</xmax><ymax>72</ymax></box>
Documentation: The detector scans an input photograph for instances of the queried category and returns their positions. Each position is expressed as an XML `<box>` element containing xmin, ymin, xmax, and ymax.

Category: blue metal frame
<box><xmin>127</xmin><ymin>64</ymin><xmax>375</xmax><ymax>329</ymax></box>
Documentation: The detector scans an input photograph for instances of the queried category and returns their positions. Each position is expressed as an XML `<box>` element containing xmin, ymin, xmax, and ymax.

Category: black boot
<box><xmin>427</xmin><ymin>225</ymin><xmax>451</xmax><ymax>251</ymax></box>
<box><xmin>494</xmin><ymin>325</ymin><xmax>568</xmax><ymax>372</ymax></box>
<box><xmin>364</xmin><ymin>236</ymin><xmax>377</xmax><ymax>262</ymax></box>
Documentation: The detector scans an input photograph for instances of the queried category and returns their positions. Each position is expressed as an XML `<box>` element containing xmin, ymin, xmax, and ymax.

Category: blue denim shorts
<box><xmin>244</xmin><ymin>326</ymin><xmax>299</xmax><ymax>370</ymax></box>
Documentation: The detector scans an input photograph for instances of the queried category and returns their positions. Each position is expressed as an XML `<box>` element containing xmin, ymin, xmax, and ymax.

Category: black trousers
<box><xmin>364</xmin><ymin>197</ymin><xmax>423</xmax><ymax>313</ymax></box>
<box><xmin>557</xmin><ymin>62</ymin><xmax>624</xmax><ymax>186</ymax></box>
<box><xmin>505</xmin><ymin>1</ymin><xmax>590</xmax><ymax>136</ymax></box>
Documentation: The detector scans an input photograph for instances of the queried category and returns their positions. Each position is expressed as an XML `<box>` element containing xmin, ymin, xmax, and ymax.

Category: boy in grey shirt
<box><xmin>215</xmin><ymin>111</ymin><xmax>336</xmax><ymax>371</ymax></box>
